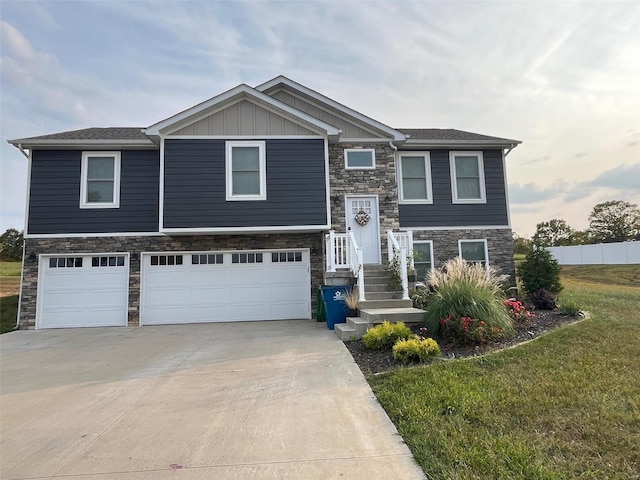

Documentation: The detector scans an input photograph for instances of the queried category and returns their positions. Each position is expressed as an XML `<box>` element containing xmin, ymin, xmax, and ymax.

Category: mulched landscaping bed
<box><xmin>344</xmin><ymin>310</ymin><xmax>585</xmax><ymax>376</ymax></box>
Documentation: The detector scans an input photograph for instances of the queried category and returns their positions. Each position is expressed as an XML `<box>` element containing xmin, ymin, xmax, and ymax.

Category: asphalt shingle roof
<box><xmin>396</xmin><ymin>128</ymin><xmax>519</xmax><ymax>143</ymax></box>
<box><xmin>13</xmin><ymin>127</ymin><xmax>148</xmax><ymax>141</ymax></box>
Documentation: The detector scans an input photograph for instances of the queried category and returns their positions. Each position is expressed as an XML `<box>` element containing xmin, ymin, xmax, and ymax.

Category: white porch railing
<box><xmin>387</xmin><ymin>230</ymin><xmax>410</xmax><ymax>300</ymax></box>
<box><xmin>392</xmin><ymin>231</ymin><xmax>414</xmax><ymax>270</ymax></box>
<box><xmin>325</xmin><ymin>230</ymin><xmax>365</xmax><ymax>301</ymax></box>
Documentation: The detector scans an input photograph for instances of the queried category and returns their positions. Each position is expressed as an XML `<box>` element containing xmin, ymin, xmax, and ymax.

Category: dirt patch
<box><xmin>344</xmin><ymin>310</ymin><xmax>584</xmax><ymax>376</ymax></box>
<box><xmin>0</xmin><ymin>277</ymin><xmax>20</xmax><ymax>297</ymax></box>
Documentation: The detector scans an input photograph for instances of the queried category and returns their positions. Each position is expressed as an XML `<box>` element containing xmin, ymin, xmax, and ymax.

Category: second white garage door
<box><xmin>141</xmin><ymin>250</ymin><xmax>311</xmax><ymax>325</ymax></box>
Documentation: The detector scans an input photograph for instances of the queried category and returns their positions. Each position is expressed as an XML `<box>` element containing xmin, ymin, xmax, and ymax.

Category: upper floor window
<box><xmin>398</xmin><ymin>152</ymin><xmax>432</xmax><ymax>203</ymax></box>
<box><xmin>345</xmin><ymin>149</ymin><xmax>375</xmax><ymax>169</ymax></box>
<box><xmin>459</xmin><ymin>239</ymin><xmax>488</xmax><ymax>268</ymax></box>
<box><xmin>226</xmin><ymin>141</ymin><xmax>266</xmax><ymax>201</ymax></box>
<box><xmin>449</xmin><ymin>151</ymin><xmax>486</xmax><ymax>203</ymax></box>
<box><xmin>80</xmin><ymin>152</ymin><xmax>120</xmax><ymax>208</ymax></box>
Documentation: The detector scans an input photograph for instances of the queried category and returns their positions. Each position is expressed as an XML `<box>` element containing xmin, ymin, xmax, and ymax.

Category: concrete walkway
<box><xmin>0</xmin><ymin>320</ymin><xmax>425</xmax><ymax>479</ymax></box>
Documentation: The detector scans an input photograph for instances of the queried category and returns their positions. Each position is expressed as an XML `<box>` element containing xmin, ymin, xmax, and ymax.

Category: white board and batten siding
<box><xmin>140</xmin><ymin>249</ymin><xmax>311</xmax><ymax>325</ymax></box>
<box><xmin>547</xmin><ymin>241</ymin><xmax>640</xmax><ymax>265</ymax></box>
<box><xmin>36</xmin><ymin>253</ymin><xmax>129</xmax><ymax>329</ymax></box>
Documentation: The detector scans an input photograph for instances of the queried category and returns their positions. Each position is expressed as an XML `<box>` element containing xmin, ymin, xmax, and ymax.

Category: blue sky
<box><xmin>1</xmin><ymin>0</ymin><xmax>639</xmax><ymax>237</ymax></box>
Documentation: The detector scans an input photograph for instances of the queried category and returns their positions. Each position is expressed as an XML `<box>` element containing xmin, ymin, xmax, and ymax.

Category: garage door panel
<box><xmin>38</xmin><ymin>255</ymin><xmax>128</xmax><ymax>329</ymax></box>
<box><xmin>141</xmin><ymin>250</ymin><xmax>310</xmax><ymax>325</ymax></box>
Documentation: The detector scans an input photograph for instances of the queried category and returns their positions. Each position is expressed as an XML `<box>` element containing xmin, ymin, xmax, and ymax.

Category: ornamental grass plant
<box><xmin>424</xmin><ymin>257</ymin><xmax>514</xmax><ymax>342</ymax></box>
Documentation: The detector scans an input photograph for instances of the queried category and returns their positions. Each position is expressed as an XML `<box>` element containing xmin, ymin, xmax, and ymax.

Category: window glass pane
<box><xmin>87</xmin><ymin>180</ymin><xmax>114</xmax><ymax>203</ymax></box>
<box><xmin>216</xmin><ymin>254</ymin><xmax>223</xmax><ymax>264</ymax></box>
<box><xmin>294</xmin><ymin>252</ymin><xmax>302</xmax><ymax>262</ymax></box>
<box><xmin>87</xmin><ymin>157</ymin><xmax>114</xmax><ymax>179</ymax></box>
<box><xmin>167</xmin><ymin>255</ymin><xmax>175</xmax><ymax>265</ymax></box>
<box><xmin>66</xmin><ymin>258</ymin><xmax>73</xmax><ymax>267</ymax></box>
<box><xmin>101</xmin><ymin>257</ymin><xmax>108</xmax><ymax>266</ymax></box>
<box><xmin>455</xmin><ymin>156</ymin><xmax>479</xmax><ymax>177</ymax></box>
<box><xmin>58</xmin><ymin>258</ymin><xmax>66</xmax><ymax>267</ymax></box>
<box><xmin>159</xmin><ymin>256</ymin><xmax>167</xmax><ymax>266</ymax></box>
<box><xmin>92</xmin><ymin>257</ymin><xmax>99</xmax><ymax>267</ymax></box>
<box><xmin>116</xmin><ymin>256</ymin><xmax>124</xmax><ymax>266</ymax></box>
<box><xmin>413</xmin><ymin>243</ymin><xmax>432</xmax><ymax>280</ymax></box>
<box><xmin>208</xmin><ymin>255</ymin><xmax>216</xmax><ymax>264</ymax></box>
<box><xmin>232</xmin><ymin>147</ymin><xmax>259</xmax><ymax>171</ymax></box>
<box><xmin>403</xmin><ymin>179</ymin><xmax>428</xmax><ymax>199</ymax></box>
<box><xmin>402</xmin><ymin>157</ymin><xmax>426</xmax><ymax>177</ymax></box>
<box><xmin>232</xmin><ymin>254</ymin><xmax>239</xmax><ymax>264</ymax></box>
<box><xmin>176</xmin><ymin>256</ymin><xmax>183</xmax><ymax>265</ymax></box>
<box><xmin>461</xmin><ymin>242</ymin><xmax>486</xmax><ymax>262</ymax></box>
<box><xmin>109</xmin><ymin>256</ymin><xmax>116</xmax><ymax>266</ymax></box>
<box><xmin>346</xmin><ymin>150</ymin><xmax>374</xmax><ymax>167</ymax></box>
<box><xmin>50</xmin><ymin>258</ymin><xmax>57</xmax><ymax>268</ymax></box>
<box><xmin>272</xmin><ymin>253</ymin><xmax>278</xmax><ymax>262</ymax></box>
<box><xmin>192</xmin><ymin>255</ymin><xmax>199</xmax><ymax>264</ymax></box>
<box><xmin>456</xmin><ymin>178</ymin><xmax>481</xmax><ymax>199</ymax></box>
<box><xmin>256</xmin><ymin>253</ymin><xmax>262</xmax><ymax>263</ymax></box>
<box><xmin>151</xmin><ymin>256</ymin><xmax>158</xmax><ymax>266</ymax></box>
<box><xmin>232</xmin><ymin>171</ymin><xmax>260</xmax><ymax>195</ymax></box>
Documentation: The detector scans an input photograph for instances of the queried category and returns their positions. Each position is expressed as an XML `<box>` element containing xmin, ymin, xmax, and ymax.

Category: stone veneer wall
<box><xmin>328</xmin><ymin>143</ymin><xmax>399</xmax><ymax>257</ymax></box>
<box><xmin>412</xmin><ymin>228</ymin><xmax>516</xmax><ymax>285</ymax></box>
<box><xmin>20</xmin><ymin>233</ymin><xmax>324</xmax><ymax>329</ymax></box>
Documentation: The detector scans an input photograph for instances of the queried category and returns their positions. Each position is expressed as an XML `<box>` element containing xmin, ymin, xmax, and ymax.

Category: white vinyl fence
<box><xmin>547</xmin><ymin>241</ymin><xmax>640</xmax><ymax>265</ymax></box>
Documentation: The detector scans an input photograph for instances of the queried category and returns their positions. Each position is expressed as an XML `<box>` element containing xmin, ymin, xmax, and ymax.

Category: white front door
<box><xmin>346</xmin><ymin>195</ymin><xmax>381</xmax><ymax>264</ymax></box>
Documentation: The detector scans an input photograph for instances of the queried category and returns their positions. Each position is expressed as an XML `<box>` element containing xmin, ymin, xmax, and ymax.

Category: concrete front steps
<box><xmin>334</xmin><ymin>264</ymin><xmax>425</xmax><ymax>341</ymax></box>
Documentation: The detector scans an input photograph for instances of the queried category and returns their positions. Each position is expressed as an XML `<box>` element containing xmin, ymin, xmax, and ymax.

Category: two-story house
<box><xmin>9</xmin><ymin>76</ymin><xmax>520</xmax><ymax>330</ymax></box>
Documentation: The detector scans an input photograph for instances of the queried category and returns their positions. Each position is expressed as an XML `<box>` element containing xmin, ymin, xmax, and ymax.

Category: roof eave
<box><xmin>403</xmin><ymin>139</ymin><xmax>521</xmax><ymax>148</ymax></box>
<box><xmin>7</xmin><ymin>139</ymin><xmax>157</xmax><ymax>149</ymax></box>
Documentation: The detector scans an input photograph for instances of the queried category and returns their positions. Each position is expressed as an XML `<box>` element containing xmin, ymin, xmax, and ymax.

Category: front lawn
<box><xmin>369</xmin><ymin>266</ymin><xmax>640</xmax><ymax>479</ymax></box>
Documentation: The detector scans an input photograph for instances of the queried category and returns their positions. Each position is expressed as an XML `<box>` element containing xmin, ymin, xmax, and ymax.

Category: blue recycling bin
<box><xmin>320</xmin><ymin>285</ymin><xmax>349</xmax><ymax>330</ymax></box>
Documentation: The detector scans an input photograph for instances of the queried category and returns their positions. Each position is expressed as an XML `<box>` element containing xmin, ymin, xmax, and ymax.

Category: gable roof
<box><xmin>144</xmin><ymin>84</ymin><xmax>341</xmax><ymax>138</ymax></box>
<box><xmin>256</xmin><ymin>76</ymin><xmax>406</xmax><ymax>142</ymax></box>
<box><xmin>397</xmin><ymin>128</ymin><xmax>521</xmax><ymax>147</ymax></box>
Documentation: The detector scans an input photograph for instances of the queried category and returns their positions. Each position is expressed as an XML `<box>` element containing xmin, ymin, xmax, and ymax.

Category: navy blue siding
<box><xmin>28</xmin><ymin>150</ymin><xmax>160</xmax><ymax>234</ymax></box>
<box><xmin>163</xmin><ymin>139</ymin><xmax>327</xmax><ymax>228</ymax></box>
<box><xmin>399</xmin><ymin>150</ymin><xmax>509</xmax><ymax>227</ymax></box>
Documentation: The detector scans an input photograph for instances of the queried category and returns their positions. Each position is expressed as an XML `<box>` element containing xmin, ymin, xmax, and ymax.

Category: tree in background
<box><xmin>513</xmin><ymin>234</ymin><xmax>532</xmax><ymax>255</ymax></box>
<box><xmin>588</xmin><ymin>200</ymin><xmax>640</xmax><ymax>243</ymax></box>
<box><xmin>532</xmin><ymin>219</ymin><xmax>575</xmax><ymax>247</ymax></box>
<box><xmin>0</xmin><ymin>229</ymin><xmax>24</xmax><ymax>261</ymax></box>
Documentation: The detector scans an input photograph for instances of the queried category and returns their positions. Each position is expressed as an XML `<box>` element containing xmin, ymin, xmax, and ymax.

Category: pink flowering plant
<box><xmin>439</xmin><ymin>314</ymin><xmax>506</xmax><ymax>345</ymax></box>
<box><xmin>504</xmin><ymin>298</ymin><xmax>535</xmax><ymax>328</ymax></box>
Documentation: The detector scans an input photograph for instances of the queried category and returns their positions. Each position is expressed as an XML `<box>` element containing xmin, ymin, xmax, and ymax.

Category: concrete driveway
<box><xmin>0</xmin><ymin>320</ymin><xmax>425</xmax><ymax>479</ymax></box>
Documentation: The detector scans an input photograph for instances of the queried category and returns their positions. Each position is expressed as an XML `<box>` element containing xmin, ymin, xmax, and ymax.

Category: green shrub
<box><xmin>424</xmin><ymin>257</ymin><xmax>514</xmax><ymax>342</ymax></box>
<box><xmin>558</xmin><ymin>296</ymin><xmax>582</xmax><ymax>316</ymax></box>
<box><xmin>517</xmin><ymin>247</ymin><xmax>563</xmax><ymax>295</ymax></box>
<box><xmin>362</xmin><ymin>321</ymin><xmax>413</xmax><ymax>350</ymax></box>
<box><xmin>392</xmin><ymin>336</ymin><xmax>441</xmax><ymax>364</ymax></box>
<box><xmin>409</xmin><ymin>287</ymin><xmax>431</xmax><ymax>310</ymax></box>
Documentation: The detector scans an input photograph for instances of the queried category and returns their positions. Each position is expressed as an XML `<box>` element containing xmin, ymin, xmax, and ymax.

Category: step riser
<box><xmin>360</xmin><ymin>299</ymin><xmax>413</xmax><ymax>309</ymax></box>
<box><xmin>360</xmin><ymin>311</ymin><xmax>425</xmax><ymax>324</ymax></box>
<box><xmin>364</xmin><ymin>292</ymin><xmax>402</xmax><ymax>300</ymax></box>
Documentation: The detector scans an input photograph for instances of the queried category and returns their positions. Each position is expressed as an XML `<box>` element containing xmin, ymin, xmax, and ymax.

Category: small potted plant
<box><xmin>342</xmin><ymin>287</ymin><xmax>360</xmax><ymax>317</ymax></box>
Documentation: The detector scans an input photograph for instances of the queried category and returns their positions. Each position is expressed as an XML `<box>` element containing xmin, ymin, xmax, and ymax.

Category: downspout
<box><xmin>504</xmin><ymin>143</ymin><xmax>517</xmax><ymax>157</ymax></box>
<box><xmin>16</xmin><ymin>143</ymin><xmax>29</xmax><ymax>159</ymax></box>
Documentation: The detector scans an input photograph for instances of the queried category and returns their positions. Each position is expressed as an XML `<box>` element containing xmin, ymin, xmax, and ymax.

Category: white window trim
<box><xmin>397</xmin><ymin>152</ymin><xmax>433</xmax><ymax>204</ymax></box>
<box><xmin>449</xmin><ymin>151</ymin><xmax>486</xmax><ymax>204</ymax></box>
<box><xmin>225</xmin><ymin>140</ymin><xmax>266</xmax><ymax>201</ymax></box>
<box><xmin>458</xmin><ymin>239</ymin><xmax>489</xmax><ymax>269</ymax></box>
<box><xmin>344</xmin><ymin>148</ymin><xmax>375</xmax><ymax>170</ymax></box>
<box><xmin>412</xmin><ymin>240</ymin><xmax>434</xmax><ymax>277</ymax></box>
<box><xmin>80</xmin><ymin>151</ymin><xmax>121</xmax><ymax>209</ymax></box>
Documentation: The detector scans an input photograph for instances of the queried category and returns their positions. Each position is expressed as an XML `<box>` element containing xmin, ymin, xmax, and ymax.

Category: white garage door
<box><xmin>141</xmin><ymin>250</ymin><xmax>310</xmax><ymax>325</ymax></box>
<box><xmin>37</xmin><ymin>254</ymin><xmax>129</xmax><ymax>329</ymax></box>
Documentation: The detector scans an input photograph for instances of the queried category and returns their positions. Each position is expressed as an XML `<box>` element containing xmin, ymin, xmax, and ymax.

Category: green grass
<box><xmin>0</xmin><ymin>295</ymin><xmax>18</xmax><ymax>334</ymax></box>
<box><xmin>0</xmin><ymin>261</ymin><xmax>21</xmax><ymax>276</ymax></box>
<box><xmin>369</xmin><ymin>266</ymin><xmax>640</xmax><ymax>479</ymax></box>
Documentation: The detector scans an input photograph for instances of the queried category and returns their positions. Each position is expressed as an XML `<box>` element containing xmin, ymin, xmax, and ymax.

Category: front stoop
<box><xmin>334</xmin><ymin>264</ymin><xmax>425</xmax><ymax>341</ymax></box>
